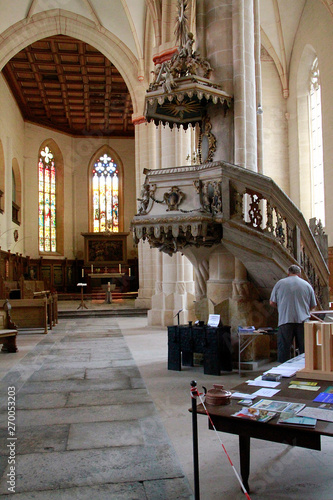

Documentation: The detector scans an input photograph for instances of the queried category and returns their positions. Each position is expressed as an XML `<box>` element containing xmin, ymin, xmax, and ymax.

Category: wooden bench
<box><xmin>33</xmin><ymin>291</ymin><xmax>58</xmax><ymax>330</ymax></box>
<box><xmin>0</xmin><ymin>300</ymin><xmax>18</xmax><ymax>352</ymax></box>
<box><xmin>0</xmin><ymin>298</ymin><xmax>48</xmax><ymax>334</ymax></box>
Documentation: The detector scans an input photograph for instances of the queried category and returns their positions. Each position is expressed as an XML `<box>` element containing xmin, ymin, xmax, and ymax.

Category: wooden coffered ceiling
<box><xmin>2</xmin><ymin>35</ymin><xmax>134</xmax><ymax>137</ymax></box>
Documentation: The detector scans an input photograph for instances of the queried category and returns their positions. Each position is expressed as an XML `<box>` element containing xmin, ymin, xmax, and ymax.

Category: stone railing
<box><xmin>131</xmin><ymin>161</ymin><xmax>329</xmax><ymax>308</ymax></box>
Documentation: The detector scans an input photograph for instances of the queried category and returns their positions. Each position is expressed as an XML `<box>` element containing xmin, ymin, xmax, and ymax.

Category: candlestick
<box><xmin>108</xmin><ymin>281</ymin><xmax>111</xmax><ymax>292</ymax></box>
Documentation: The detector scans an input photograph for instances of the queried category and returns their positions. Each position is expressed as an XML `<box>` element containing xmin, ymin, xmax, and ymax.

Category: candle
<box><xmin>91</xmin><ymin>264</ymin><xmax>93</xmax><ymax>273</ymax></box>
<box><xmin>108</xmin><ymin>281</ymin><xmax>111</xmax><ymax>292</ymax></box>
<box><xmin>119</xmin><ymin>264</ymin><xmax>121</xmax><ymax>273</ymax></box>
<box><xmin>82</xmin><ymin>269</ymin><xmax>84</xmax><ymax>278</ymax></box>
<box><xmin>129</xmin><ymin>268</ymin><xmax>131</xmax><ymax>277</ymax></box>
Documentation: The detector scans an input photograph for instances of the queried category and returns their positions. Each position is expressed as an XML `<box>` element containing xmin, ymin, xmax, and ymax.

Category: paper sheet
<box><xmin>231</xmin><ymin>392</ymin><xmax>256</xmax><ymax>399</ymax></box>
<box><xmin>247</xmin><ymin>379</ymin><xmax>281</xmax><ymax>388</ymax></box>
<box><xmin>298</xmin><ymin>407</ymin><xmax>333</xmax><ymax>423</ymax></box>
<box><xmin>250</xmin><ymin>388</ymin><xmax>281</xmax><ymax>398</ymax></box>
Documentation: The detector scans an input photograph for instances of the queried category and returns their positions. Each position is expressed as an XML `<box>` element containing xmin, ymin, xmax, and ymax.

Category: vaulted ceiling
<box><xmin>0</xmin><ymin>1</ymin><xmax>331</xmax><ymax>137</ymax></box>
<box><xmin>2</xmin><ymin>35</ymin><xmax>134</xmax><ymax>137</ymax></box>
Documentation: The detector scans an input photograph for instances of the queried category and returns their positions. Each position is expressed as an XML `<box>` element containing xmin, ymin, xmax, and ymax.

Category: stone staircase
<box><xmin>131</xmin><ymin>160</ymin><xmax>329</xmax><ymax>310</ymax></box>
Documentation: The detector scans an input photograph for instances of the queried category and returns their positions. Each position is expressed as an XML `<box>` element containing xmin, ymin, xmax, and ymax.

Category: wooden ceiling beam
<box><xmin>49</xmin><ymin>40</ymin><xmax>72</xmax><ymax>129</ymax></box>
<box><xmin>2</xmin><ymin>35</ymin><xmax>133</xmax><ymax>137</ymax></box>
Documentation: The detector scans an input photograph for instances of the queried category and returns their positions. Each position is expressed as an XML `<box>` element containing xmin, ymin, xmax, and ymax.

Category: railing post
<box><xmin>293</xmin><ymin>225</ymin><xmax>301</xmax><ymax>262</ymax></box>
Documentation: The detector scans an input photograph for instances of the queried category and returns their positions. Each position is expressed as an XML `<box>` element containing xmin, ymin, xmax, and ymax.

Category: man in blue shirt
<box><xmin>270</xmin><ymin>265</ymin><xmax>317</xmax><ymax>362</ymax></box>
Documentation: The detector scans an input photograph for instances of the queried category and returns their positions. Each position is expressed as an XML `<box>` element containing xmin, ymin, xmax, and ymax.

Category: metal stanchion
<box><xmin>190</xmin><ymin>380</ymin><xmax>200</xmax><ymax>500</ymax></box>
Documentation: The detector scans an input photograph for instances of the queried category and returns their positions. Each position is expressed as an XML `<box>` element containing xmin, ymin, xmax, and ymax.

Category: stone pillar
<box><xmin>134</xmin><ymin>120</ymin><xmax>158</xmax><ymax>310</ymax></box>
<box><xmin>196</xmin><ymin>0</ymin><xmax>260</xmax><ymax>169</ymax></box>
<box><xmin>232</xmin><ymin>0</ymin><xmax>257</xmax><ymax>171</ymax></box>
<box><xmin>254</xmin><ymin>0</ymin><xmax>263</xmax><ymax>173</ymax></box>
<box><xmin>197</xmin><ymin>0</ymin><xmax>234</xmax><ymax>163</ymax></box>
<box><xmin>147</xmin><ymin>126</ymin><xmax>196</xmax><ymax>326</ymax></box>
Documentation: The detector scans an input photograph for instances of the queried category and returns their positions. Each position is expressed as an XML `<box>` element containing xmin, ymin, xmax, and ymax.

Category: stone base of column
<box><xmin>147</xmin><ymin>291</ymin><xmax>195</xmax><ymax>326</ymax></box>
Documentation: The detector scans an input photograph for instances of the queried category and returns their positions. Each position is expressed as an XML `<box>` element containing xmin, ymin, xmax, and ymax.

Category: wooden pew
<box><xmin>0</xmin><ymin>300</ymin><xmax>18</xmax><ymax>352</ymax></box>
<box><xmin>33</xmin><ymin>291</ymin><xmax>58</xmax><ymax>330</ymax></box>
<box><xmin>0</xmin><ymin>298</ymin><xmax>48</xmax><ymax>334</ymax></box>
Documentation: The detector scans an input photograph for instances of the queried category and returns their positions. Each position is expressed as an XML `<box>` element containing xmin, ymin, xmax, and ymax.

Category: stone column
<box><xmin>232</xmin><ymin>0</ymin><xmax>257</xmax><ymax>171</ymax></box>
<box><xmin>147</xmin><ymin>125</ymin><xmax>196</xmax><ymax>326</ymax></box>
<box><xmin>134</xmin><ymin>120</ymin><xmax>158</xmax><ymax>310</ymax></box>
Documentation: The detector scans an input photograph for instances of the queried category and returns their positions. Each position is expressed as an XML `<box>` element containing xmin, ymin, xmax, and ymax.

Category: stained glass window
<box><xmin>309</xmin><ymin>58</ymin><xmax>325</xmax><ymax>226</ymax></box>
<box><xmin>39</xmin><ymin>146</ymin><xmax>56</xmax><ymax>252</ymax></box>
<box><xmin>92</xmin><ymin>153</ymin><xmax>119</xmax><ymax>232</ymax></box>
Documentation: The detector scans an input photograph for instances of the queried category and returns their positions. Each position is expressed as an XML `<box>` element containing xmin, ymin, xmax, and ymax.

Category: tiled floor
<box><xmin>0</xmin><ymin>303</ymin><xmax>333</xmax><ymax>499</ymax></box>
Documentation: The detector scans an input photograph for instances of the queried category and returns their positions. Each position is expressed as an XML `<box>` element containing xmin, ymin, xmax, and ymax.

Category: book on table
<box><xmin>232</xmin><ymin>407</ymin><xmax>276</xmax><ymax>422</ymax></box>
<box><xmin>250</xmin><ymin>399</ymin><xmax>305</xmax><ymax>414</ymax></box>
<box><xmin>313</xmin><ymin>386</ymin><xmax>333</xmax><ymax>404</ymax></box>
<box><xmin>277</xmin><ymin>411</ymin><xmax>317</xmax><ymax>428</ymax></box>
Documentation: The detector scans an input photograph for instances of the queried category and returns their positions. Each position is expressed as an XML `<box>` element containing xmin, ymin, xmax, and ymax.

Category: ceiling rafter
<box><xmin>2</xmin><ymin>35</ymin><xmax>134</xmax><ymax>137</ymax></box>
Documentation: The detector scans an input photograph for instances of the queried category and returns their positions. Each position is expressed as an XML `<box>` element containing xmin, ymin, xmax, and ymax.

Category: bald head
<box><xmin>288</xmin><ymin>265</ymin><xmax>301</xmax><ymax>276</ymax></box>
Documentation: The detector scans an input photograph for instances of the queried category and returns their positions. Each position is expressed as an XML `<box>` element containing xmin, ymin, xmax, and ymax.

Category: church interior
<box><xmin>0</xmin><ymin>1</ymin><xmax>333</xmax><ymax>499</ymax></box>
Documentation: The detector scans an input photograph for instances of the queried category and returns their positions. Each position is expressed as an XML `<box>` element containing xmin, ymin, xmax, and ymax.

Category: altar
<box><xmin>81</xmin><ymin>232</ymin><xmax>129</xmax><ymax>265</ymax></box>
<box><xmin>88</xmin><ymin>272</ymin><xmax>124</xmax><ymax>287</ymax></box>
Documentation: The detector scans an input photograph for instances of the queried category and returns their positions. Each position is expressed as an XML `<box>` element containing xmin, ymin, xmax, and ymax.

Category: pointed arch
<box><xmin>88</xmin><ymin>145</ymin><xmax>124</xmax><ymax>233</ymax></box>
<box><xmin>38</xmin><ymin>139</ymin><xmax>64</xmax><ymax>255</ymax></box>
<box><xmin>0</xmin><ymin>9</ymin><xmax>145</xmax><ymax>114</ymax></box>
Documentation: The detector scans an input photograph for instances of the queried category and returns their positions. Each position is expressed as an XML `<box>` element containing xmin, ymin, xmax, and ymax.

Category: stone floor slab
<box><xmin>0</xmin><ymin>424</ymin><xmax>69</xmax><ymax>454</ymax></box>
<box><xmin>66</xmin><ymin>387</ymin><xmax>150</xmax><ymax>407</ymax></box>
<box><xmin>17</xmin><ymin>392</ymin><xmax>68</xmax><ymax>410</ymax></box>
<box><xmin>0</xmin><ymin>482</ymin><xmax>147</xmax><ymax>499</ymax></box>
<box><xmin>67</xmin><ymin>420</ymin><xmax>144</xmax><ymax>449</ymax></box>
<box><xmin>15</xmin><ymin>401</ymin><xmax>156</xmax><ymax>426</ymax></box>
<box><xmin>0</xmin><ymin>446</ymin><xmax>185</xmax><ymax>494</ymax></box>
<box><xmin>143</xmin><ymin>478</ymin><xmax>193</xmax><ymax>499</ymax></box>
<box><xmin>17</xmin><ymin>377</ymin><xmax>133</xmax><ymax>395</ymax></box>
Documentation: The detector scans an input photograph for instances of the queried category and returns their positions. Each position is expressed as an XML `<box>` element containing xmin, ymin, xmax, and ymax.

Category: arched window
<box><xmin>38</xmin><ymin>146</ymin><xmax>56</xmax><ymax>252</ymax></box>
<box><xmin>92</xmin><ymin>153</ymin><xmax>119</xmax><ymax>232</ymax></box>
<box><xmin>309</xmin><ymin>58</ymin><xmax>325</xmax><ymax>225</ymax></box>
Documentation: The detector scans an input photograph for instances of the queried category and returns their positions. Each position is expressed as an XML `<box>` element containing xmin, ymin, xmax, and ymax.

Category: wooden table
<box><xmin>196</xmin><ymin>376</ymin><xmax>333</xmax><ymax>493</ymax></box>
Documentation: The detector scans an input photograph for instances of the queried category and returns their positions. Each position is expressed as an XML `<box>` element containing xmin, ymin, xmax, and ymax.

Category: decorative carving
<box><xmin>247</xmin><ymin>191</ymin><xmax>263</xmax><ymax>229</ymax></box>
<box><xmin>309</xmin><ymin>217</ymin><xmax>328</xmax><ymax>262</ymax></box>
<box><xmin>163</xmin><ymin>186</ymin><xmax>185</xmax><ymax>211</ymax></box>
<box><xmin>198</xmin><ymin>115</ymin><xmax>216</xmax><ymax>163</ymax></box>
<box><xmin>194</xmin><ymin>179</ymin><xmax>222</xmax><ymax>214</ymax></box>
<box><xmin>144</xmin><ymin>0</ymin><xmax>232</xmax><ymax>129</ymax></box>
<box><xmin>137</xmin><ymin>183</ymin><xmax>156</xmax><ymax>215</ymax></box>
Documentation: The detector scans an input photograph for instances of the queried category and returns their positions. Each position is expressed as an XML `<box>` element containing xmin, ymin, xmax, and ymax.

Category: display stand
<box><xmin>297</xmin><ymin>321</ymin><xmax>333</xmax><ymax>381</ymax></box>
<box><xmin>77</xmin><ymin>283</ymin><xmax>88</xmax><ymax>310</ymax></box>
<box><xmin>237</xmin><ymin>328</ymin><xmax>275</xmax><ymax>375</ymax></box>
<box><xmin>167</xmin><ymin>324</ymin><xmax>232</xmax><ymax>375</ymax></box>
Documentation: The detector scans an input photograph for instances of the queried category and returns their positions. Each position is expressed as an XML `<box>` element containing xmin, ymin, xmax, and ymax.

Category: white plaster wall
<box><xmin>23</xmin><ymin>124</ymin><xmax>135</xmax><ymax>261</ymax></box>
<box><xmin>72</xmin><ymin>135</ymin><xmax>136</xmax><ymax>260</ymax></box>
<box><xmin>24</xmin><ymin>123</ymin><xmax>75</xmax><ymax>259</ymax></box>
<box><xmin>261</xmin><ymin>60</ymin><xmax>289</xmax><ymax>194</ymax></box>
<box><xmin>0</xmin><ymin>75</ymin><xmax>25</xmax><ymax>253</ymax></box>
<box><xmin>288</xmin><ymin>0</ymin><xmax>333</xmax><ymax>244</ymax></box>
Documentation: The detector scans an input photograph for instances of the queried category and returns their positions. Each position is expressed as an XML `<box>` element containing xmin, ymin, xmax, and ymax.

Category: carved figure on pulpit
<box><xmin>211</xmin><ymin>181</ymin><xmax>222</xmax><ymax>214</ymax></box>
<box><xmin>202</xmin><ymin>183</ymin><xmax>211</xmax><ymax>212</ymax></box>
